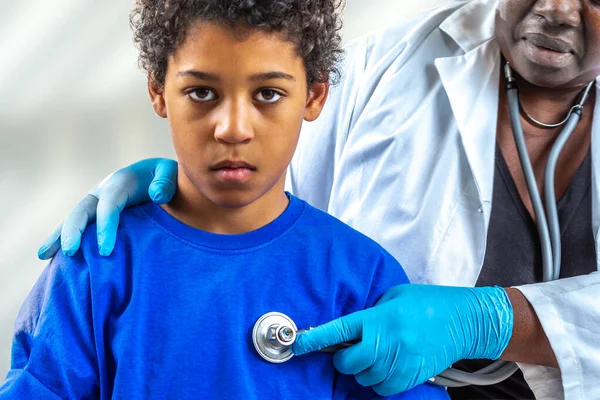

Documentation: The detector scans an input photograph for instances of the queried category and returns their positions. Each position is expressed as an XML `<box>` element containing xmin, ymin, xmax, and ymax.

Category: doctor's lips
<box><xmin>523</xmin><ymin>33</ymin><xmax>574</xmax><ymax>54</ymax></box>
<box><xmin>210</xmin><ymin>160</ymin><xmax>257</xmax><ymax>182</ymax></box>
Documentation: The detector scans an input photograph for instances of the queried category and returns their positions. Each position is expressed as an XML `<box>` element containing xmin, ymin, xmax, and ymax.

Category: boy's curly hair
<box><xmin>130</xmin><ymin>0</ymin><xmax>344</xmax><ymax>90</ymax></box>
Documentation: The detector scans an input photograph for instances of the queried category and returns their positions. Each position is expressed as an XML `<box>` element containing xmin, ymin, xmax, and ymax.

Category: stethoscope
<box><xmin>432</xmin><ymin>62</ymin><xmax>595</xmax><ymax>387</ymax></box>
<box><xmin>252</xmin><ymin>312</ymin><xmax>352</xmax><ymax>363</ymax></box>
<box><xmin>252</xmin><ymin>62</ymin><xmax>596</xmax><ymax>387</ymax></box>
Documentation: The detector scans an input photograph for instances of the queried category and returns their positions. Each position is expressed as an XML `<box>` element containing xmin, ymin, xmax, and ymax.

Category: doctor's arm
<box><xmin>500</xmin><ymin>287</ymin><xmax>557</xmax><ymax>367</ymax></box>
<box><xmin>292</xmin><ymin>284</ymin><xmax>515</xmax><ymax>396</ymax></box>
<box><xmin>513</xmin><ymin>273</ymin><xmax>600</xmax><ymax>399</ymax></box>
<box><xmin>292</xmin><ymin>277</ymin><xmax>600</xmax><ymax>397</ymax></box>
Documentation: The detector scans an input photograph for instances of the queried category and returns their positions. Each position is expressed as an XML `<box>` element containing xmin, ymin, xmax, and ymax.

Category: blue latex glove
<box><xmin>38</xmin><ymin>158</ymin><xmax>178</xmax><ymax>259</ymax></box>
<box><xmin>292</xmin><ymin>284</ymin><xmax>514</xmax><ymax>396</ymax></box>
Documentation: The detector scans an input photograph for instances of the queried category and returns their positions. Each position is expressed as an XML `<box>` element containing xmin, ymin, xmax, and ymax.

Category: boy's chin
<box><xmin>206</xmin><ymin>189</ymin><xmax>264</xmax><ymax>209</ymax></box>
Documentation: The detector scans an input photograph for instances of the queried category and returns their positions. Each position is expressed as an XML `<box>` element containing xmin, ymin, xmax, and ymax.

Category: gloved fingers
<box><xmin>96</xmin><ymin>187</ymin><xmax>130</xmax><ymax>257</ymax></box>
<box><xmin>376</xmin><ymin>381</ymin><xmax>444</xmax><ymax>399</ymax></box>
<box><xmin>61</xmin><ymin>195</ymin><xmax>99</xmax><ymax>256</ymax></box>
<box><xmin>372</xmin><ymin>378</ymin><xmax>409</xmax><ymax>397</ymax></box>
<box><xmin>352</xmin><ymin>331</ymin><xmax>411</xmax><ymax>394</ymax></box>
<box><xmin>292</xmin><ymin>311</ymin><xmax>364</xmax><ymax>356</ymax></box>
<box><xmin>369</xmin><ymin>350</ymin><xmax>414</xmax><ymax>396</ymax></box>
<box><xmin>148</xmin><ymin>159</ymin><xmax>178</xmax><ymax>204</ymax></box>
<box><xmin>38</xmin><ymin>224</ymin><xmax>63</xmax><ymax>260</ymax></box>
<box><xmin>354</xmin><ymin>365</ymin><xmax>388</xmax><ymax>388</ymax></box>
<box><xmin>333</xmin><ymin>342</ymin><xmax>376</xmax><ymax>376</ymax></box>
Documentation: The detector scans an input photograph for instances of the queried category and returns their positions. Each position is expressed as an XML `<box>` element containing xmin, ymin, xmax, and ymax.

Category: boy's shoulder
<box><xmin>77</xmin><ymin>203</ymin><xmax>158</xmax><ymax>260</ymax></box>
<box><xmin>295</xmin><ymin>195</ymin><xmax>390</xmax><ymax>257</ymax></box>
<box><xmin>295</xmin><ymin>195</ymin><xmax>409</xmax><ymax>300</ymax></box>
<box><xmin>58</xmin><ymin>203</ymin><xmax>163</xmax><ymax>293</ymax></box>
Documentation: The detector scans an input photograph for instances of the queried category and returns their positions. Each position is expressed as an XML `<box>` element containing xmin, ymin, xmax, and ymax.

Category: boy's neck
<box><xmin>161</xmin><ymin>173</ymin><xmax>290</xmax><ymax>235</ymax></box>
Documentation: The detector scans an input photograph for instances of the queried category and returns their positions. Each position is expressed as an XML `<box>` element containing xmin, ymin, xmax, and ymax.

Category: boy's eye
<box><xmin>188</xmin><ymin>88</ymin><xmax>217</xmax><ymax>102</ymax></box>
<box><xmin>255</xmin><ymin>89</ymin><xmax>283</xmax><ymax>104</ymax></box>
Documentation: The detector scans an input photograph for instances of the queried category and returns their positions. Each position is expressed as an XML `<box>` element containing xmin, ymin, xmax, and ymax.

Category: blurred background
<box><xmin>0</xmin><ymin>0</ymin><xmax>450</xmax><ymax>377</ymax></box>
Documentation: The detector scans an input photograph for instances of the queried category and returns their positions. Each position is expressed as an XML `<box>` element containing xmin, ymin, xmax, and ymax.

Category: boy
<box><xmin>1</xmin><ymin>1</ymin><xmax>448</xmax><ymax>398</ymax></box>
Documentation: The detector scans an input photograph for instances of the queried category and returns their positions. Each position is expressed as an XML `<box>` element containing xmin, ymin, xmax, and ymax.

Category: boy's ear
<box><xmin>304</xmin><ymin>82</ymin><xmax>329</xmax><ymax>122</ymax></box>
<box><xmin>147</xmin><ymin>73</ymin><xmax>167</xmax><ymax>119</ymax></box>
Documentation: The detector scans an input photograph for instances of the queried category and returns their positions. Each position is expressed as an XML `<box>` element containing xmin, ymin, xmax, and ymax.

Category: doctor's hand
<box><xmin>38</xmin><ymin>158</ymin><xmax>178</xmax><ymax>259</ymax></box>
<box><xmin>292</xmin><ymin>284</ymin><xmax>514</xmax><ymax>396</ymax></box>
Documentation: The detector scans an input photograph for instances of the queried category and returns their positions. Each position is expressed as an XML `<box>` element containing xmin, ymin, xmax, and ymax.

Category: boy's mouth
<box><xmin>210</xmin><ymin>160</ymin><xmax>257</xmax><ymax>182</ymax></box>
<box><xmin>210</xmin><ymin>160</ymin><xmax>257</xmax><ymax>170</ymax></box>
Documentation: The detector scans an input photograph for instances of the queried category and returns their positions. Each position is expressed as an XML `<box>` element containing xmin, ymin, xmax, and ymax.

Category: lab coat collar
<box><xmin>434</xmin><ymin>40</ymin><xmax>500</xmax><ymax>208</ymax></box>
<box><xmin>434</xmin><ymin>0</ymin><xmax>500</xmax><ymax>211</ymax></box>
<box><xmin>439</xmin><ymin>0</ymin><xmax>498</xmax><ymax>53</ymax></box>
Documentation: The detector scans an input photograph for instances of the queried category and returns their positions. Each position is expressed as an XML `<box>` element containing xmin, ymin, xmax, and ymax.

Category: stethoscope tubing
<box><xmin>434</xmin><ymin>64</ymin><xmax>594</xmax><ymax>388</ymax></box>
<box><xmin>254</xmin><ymin>65</ymin><xmax>595</xmax><ymax>389</ymax></box>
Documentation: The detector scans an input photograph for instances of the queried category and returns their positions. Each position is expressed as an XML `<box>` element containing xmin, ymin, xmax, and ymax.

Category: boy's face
<box><xmin>149</xmin><ymin>22</ymin><xmax>328</xmax><ymax>209</ymax></box>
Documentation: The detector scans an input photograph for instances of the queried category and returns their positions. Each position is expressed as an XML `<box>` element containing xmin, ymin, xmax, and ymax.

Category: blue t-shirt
<box><xmin>1</xmin><ymin>195</ymin><xmax>448</xmax><ymax>399</ymax></box>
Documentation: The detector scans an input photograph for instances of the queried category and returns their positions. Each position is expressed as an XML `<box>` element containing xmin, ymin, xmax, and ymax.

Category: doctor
<box><xmin>38</xmin><ymin>0</ymin><xmax>600</xmax><ymax>398</ymax></box>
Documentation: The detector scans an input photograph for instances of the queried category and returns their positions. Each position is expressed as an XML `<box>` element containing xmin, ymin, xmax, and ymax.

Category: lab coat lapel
<box><xmin>434</xmin><ymin>40</ymin><xmax>500</xmax><ymax>214</ymax></box>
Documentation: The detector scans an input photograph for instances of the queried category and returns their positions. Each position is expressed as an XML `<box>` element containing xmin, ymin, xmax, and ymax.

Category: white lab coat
<box><xmin>286</xmin><ymin>0</ymin><xmax>600</xmax><ymax>399</ymax></box>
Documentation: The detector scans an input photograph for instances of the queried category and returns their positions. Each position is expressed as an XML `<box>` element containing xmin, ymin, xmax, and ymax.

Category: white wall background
<box><xmin>0</xmin><ymin>0</ymin><xmax>450</xmax><ymax>379</ymax></box>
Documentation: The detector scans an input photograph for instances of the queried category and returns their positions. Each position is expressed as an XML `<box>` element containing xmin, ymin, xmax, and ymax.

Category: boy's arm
<box><xmin>335</xmin><ymin>250</ymin><xmax>450</xmax><ymax>399</ymax></box>
<box><xmin>0</xmin><ymin>252</ymin><xmax>99</xmax><ymax>399</ymax></box>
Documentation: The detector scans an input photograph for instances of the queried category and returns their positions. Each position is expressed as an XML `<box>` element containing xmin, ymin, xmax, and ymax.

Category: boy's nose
<box><xmin>213</xmin><ymin>101</ymin><xmax>254</xmax><ymax>144</ymax></box>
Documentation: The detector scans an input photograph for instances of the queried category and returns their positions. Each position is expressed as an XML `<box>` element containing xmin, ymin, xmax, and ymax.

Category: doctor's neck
<box><xmin>506</xmin><ymin>71</ymin><xmax>595</xmax><ymax>130</ymax></box>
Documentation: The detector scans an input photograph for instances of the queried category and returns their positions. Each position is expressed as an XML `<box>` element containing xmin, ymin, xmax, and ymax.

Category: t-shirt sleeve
<box><xmin>338</xmin><ymin>249</ymin><xmax>450</xmax><ymax>399</ymax></box>
<box><xmin>0</xmin><ymin>252</ymin><xmax>99</xmax><ymax>399</ymax></box>
<box><xmin>364</xmin><ymin>250</ymin><xmax>410</xmax><ymax>308</ymax></box>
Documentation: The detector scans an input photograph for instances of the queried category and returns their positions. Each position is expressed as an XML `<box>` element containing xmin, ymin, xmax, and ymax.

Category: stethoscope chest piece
<box><xmin>252</xmin><ymin>312</ymin><xmax>298</xmax><ymax>363</ymax></box>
